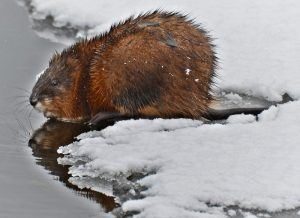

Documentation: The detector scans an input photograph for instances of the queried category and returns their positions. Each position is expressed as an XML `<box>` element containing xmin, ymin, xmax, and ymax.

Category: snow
<box><xmin>58</xmin><ymin>101</ymin><xmax>300</xmax><ymax>218</ymax></box>
<box><xmin>242</xmin><ymin>212</ymin><xmax>257</xmax><ymax>218</ymax></box>
<box><xmin>257</xmin><ymin>213</ymin><xmax>271</xmax><ymax>218</ymax></box>
<box><xmin>21</xmin><ymin>0</ymin><xmax>300</xmax><ymax>217</ymax></box>
<box><xmin>226</xmin><ymin>114</ymin><xmax>256</xmax><ymax>124</ymax></box>
<box><xmin>25</xmin><ymin>0</ymin><xmax>300</xmax><ymax>101</ymax></box>
<box><xmin>185</xmin><ymin>69</ymin><xmax>192</xmax><ymax>75</ymax></box>
<box><xmin>35</xmin><ymin>69</ymin><xmax>45</xmax><ymax>81</ymax></box>
<box><xmin>227</xmin><ymin>210</ymin><xmax>236</xmax><ymax>217</ymax></box>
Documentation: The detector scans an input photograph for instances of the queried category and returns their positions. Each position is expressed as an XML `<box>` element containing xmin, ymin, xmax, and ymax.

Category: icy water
<box><xmin>0</xmin><ymin>0</ymin><xmax>112</xmax><ymax>217</ymax></box>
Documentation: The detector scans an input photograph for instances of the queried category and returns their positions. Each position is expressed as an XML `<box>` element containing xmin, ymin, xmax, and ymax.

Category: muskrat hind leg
<box><xmin>89</xmin><ymin>112</ymin><xmax>124</xmax><ymax>126</ymax></box>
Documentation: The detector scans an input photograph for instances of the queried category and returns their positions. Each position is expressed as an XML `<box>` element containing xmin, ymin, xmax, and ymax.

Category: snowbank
<box><xmin>24</xmin><ymin>0</ymin><xmax>300</xmax><ymax>100</ymax></box>
<box><xmin>59</xmin><ymin>101</ymin><xmax>300</xmax><ymax>218</ymax></box>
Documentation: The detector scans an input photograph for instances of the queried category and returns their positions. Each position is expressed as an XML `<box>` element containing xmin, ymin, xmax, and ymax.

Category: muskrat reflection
<box><xmin>28</xmin><ymin>119</ymin><xmax>117</xmax><ymax>212</ymax></box>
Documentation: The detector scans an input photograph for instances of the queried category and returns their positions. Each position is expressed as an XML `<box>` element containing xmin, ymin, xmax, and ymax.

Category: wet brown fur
<box><xmin>31</xmin><ymin>11</ymin><xmax>217</xmax><ymax>122</ymax></box>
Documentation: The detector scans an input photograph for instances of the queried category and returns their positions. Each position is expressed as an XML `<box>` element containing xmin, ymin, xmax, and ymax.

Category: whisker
<box><xmin>13</xmin><ymin>106</ymin><xmax>33</xmax><ymax>122</ymax></box>
<box><xmin>28</xmin><ymin>117</ymin><xmax>33</xmax><ymax>133</ymax></box>
<box><xmin>28</xmin><ymin>108</ymin><xmax>35</xmax><ymax>119</ymax></box>
<box><xmin>15</xmin><ymin>117</ymin><xmax>30</xmax><ymax>138</ymax></box>
<box><xmin>11</xmin><ymin>86</ymin><xmax>31</xmax><ymax>94</ymax></box>
<box><xmin>5</xmin><ymin>96</ymin><xmax>30</xmax><ymax>107</ymax></box>
<box><xmin>7</xmin><ymin>95</ymin><xmax>30</xmax><ymax>99</ymax></box>
<box><xmin>14</xmin><ymin>99</ymin><xmax>29</xmax><ymax>107</ymax></box>
<box><xmin>24</xmin><ymin>105</ymin><xmax>33</xmax><ymax>117</ymax></box>
<box><xmin>13</xmin><ymin>104</ymin><xmax>27</xmax><ymax>112</ymax></box>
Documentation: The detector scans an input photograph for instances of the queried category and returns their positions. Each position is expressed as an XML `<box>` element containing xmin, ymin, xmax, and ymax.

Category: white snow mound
<box><xmin>59</xmin><ymin>101</ymin><xmax>300</xmax><ymax>218</ymax></box>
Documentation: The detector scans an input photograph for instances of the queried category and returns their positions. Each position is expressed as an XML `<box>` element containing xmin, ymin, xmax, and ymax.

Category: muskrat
<box><xmin>29</xmin><ymin>11</ymin><xmax>279</xmax><ymax>124</ymax></box>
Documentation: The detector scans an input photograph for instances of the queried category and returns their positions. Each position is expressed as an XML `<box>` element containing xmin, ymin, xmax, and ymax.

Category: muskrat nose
<box><xmin>29</xmin><ymin>96</ymin><xmax>38</xmax><ymax>107</ymax></box>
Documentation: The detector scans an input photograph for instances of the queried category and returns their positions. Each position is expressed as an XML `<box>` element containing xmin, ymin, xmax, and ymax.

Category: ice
<box><xmin>58</xmin><ymin>101</ymin><xmax>300</xmax><ymax>218</ymax></box>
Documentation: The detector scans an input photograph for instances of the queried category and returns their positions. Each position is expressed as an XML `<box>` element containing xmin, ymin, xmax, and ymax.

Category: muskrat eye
<box><xmin>51</xmin><ymin>79</ymin><xmax>59</xmax><ymax>86</ymax></box>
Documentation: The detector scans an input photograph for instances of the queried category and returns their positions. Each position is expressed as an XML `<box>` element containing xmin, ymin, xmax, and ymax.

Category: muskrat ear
<box><xmin>89</xmin><ymin>112</ymin><xmax>124</xmax><ymax>126</ymax></box>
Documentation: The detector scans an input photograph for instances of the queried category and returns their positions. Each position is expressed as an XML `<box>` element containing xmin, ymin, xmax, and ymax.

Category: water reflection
<box><xmin>28</xmin><ymin>119</ymin><xmax>118</xmax><ymax>212</ymax></box>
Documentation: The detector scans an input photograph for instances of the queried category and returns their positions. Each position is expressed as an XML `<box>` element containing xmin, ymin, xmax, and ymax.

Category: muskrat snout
<box><xmin>29</xmin><ymin>94</ymin><xmax>38</xmax><ymax>107</ymax></box>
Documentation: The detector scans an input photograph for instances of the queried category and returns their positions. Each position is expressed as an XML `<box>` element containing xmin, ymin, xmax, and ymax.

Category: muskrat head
<box><xmin>29</xmin><ymin>49</ymin><xmax>90</xmax><ymax>122</ymax></box>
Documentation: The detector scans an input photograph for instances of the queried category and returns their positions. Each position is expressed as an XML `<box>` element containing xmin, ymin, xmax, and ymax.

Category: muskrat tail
<box><xmin>204</xmin><ymin>93</ymin><xmax>294</xmax><ymax>121</ymax></box>
<box><xmin>205</xmin><ymin>107</ymin><xmax>268</xmax><ymax>120</ymax></box>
